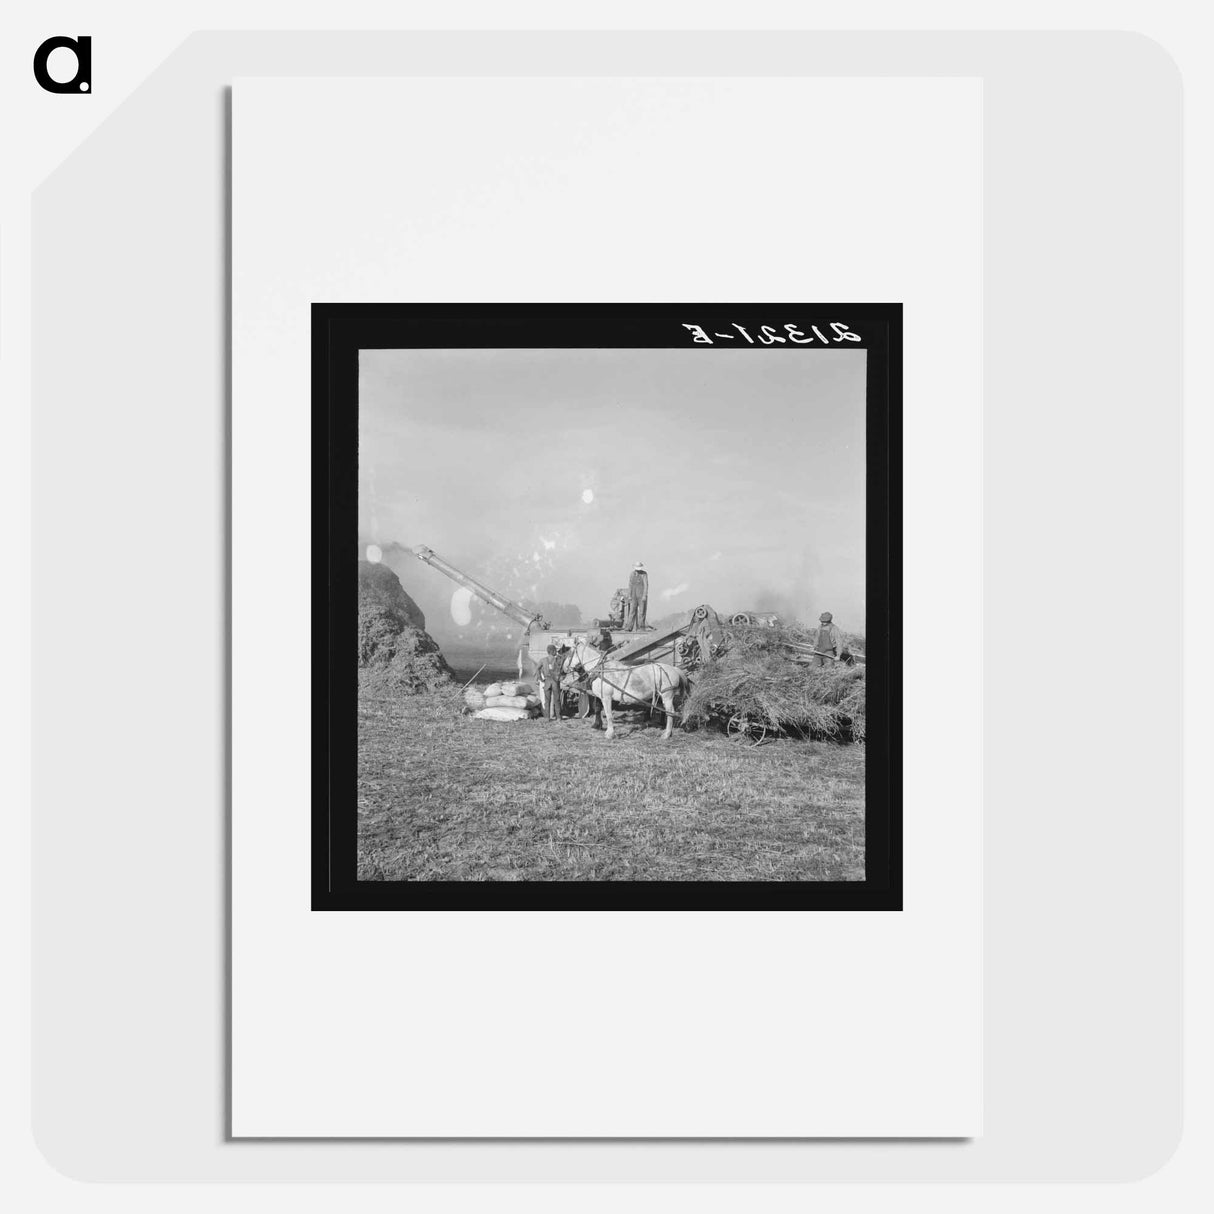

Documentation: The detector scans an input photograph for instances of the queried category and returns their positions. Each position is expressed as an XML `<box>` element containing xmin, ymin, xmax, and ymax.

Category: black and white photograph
<box><xmin>315</xmin><ymin>304</ymin><xmax>900</xmax><ymax>908</ymax></box>
<box><xmin>15</xmin><ymin>3</ymin><xmax>1198</xmax><ymax>1181</ymax></box>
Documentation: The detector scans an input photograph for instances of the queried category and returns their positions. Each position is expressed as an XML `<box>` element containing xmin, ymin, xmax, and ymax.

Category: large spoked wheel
<box><xmin>730</xmin><ymin>612</ymin><xmax>752</xmax><ymax>627</ymax></box>
<box><xmin>727</xmin><ymin>713</ymin><xmax>768</xmax><ymax>744</ymax></box>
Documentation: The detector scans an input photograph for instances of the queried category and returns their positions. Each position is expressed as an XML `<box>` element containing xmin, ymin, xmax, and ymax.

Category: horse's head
<box><xmin>567</xmin><ymin>635</ymin><xmax>604</xmax><ymax>680</ymax></box>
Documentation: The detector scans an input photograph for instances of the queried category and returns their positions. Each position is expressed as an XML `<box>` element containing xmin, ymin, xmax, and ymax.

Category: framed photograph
<box><xmin>314</xmin><ymin>303</ymin><xmax>901</xmax><ymax>910</ymax></box>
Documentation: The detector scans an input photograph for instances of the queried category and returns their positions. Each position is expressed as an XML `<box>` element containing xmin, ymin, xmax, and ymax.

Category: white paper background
<box><xmin>20</xmin><ymin>20</ymin><xmax>1186</xmax><ymax>1191</ymax></box>
<box><xmin>232</xmin><ymin>75</ymin><xmax>982</xmax><ymax>1137</ymax></box>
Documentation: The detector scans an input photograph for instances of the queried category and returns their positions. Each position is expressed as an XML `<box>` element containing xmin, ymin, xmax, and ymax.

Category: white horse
<box><xmin>568</xmin><ymin>637</ymin><xmax>688</xmax><ymax>741</ymax></box>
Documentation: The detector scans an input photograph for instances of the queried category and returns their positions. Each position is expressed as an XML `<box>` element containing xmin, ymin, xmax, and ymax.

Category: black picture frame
<box><xmin>313</xmin><ymin>303</ymin><xmax>902</xmax><ymax>910</ymax></box>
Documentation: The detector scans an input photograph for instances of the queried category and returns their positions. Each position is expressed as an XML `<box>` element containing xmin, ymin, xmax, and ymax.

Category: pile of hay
<box><xmin>682</xmin><ymin>622</ymin><xmax>866</xmax><ymax>741</ymax></box>
<box><xmin>358</xmin><ymin>560</ymin><xmax>456</xmax><ymax>692</ymax></box>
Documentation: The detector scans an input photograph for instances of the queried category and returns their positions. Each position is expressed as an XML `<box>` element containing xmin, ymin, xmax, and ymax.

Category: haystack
<box><xmin>357</xmin><ymin>560</ymin><xmax>455</xmax><ymax>692</ymax></box>
<box><xmin>682</xmin><ymin>622</ymin><xmax>866</xmax><ymax>741</ymax></box>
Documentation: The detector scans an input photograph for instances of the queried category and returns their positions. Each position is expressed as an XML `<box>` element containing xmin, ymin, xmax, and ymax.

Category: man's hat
<box><xmin>634</xmin><ymin>561</ymin><xmax>644</xmax><ymax>569</ymax></box>
<box><xmin>819</xmin><ymin>611</ymin><xmax>833</xmax><ymax>622</ymax></box>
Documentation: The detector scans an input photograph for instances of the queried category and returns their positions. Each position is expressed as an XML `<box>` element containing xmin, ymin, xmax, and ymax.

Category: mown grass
<box><xmin>357</xmin><ymin>685</ymin><xmax>865</xmax><ymax>882</ymax></box>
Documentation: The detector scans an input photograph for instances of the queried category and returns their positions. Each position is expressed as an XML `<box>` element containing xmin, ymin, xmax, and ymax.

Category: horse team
<box><xmin>535</xmin><ymin>635</ymin><xmax>688</xmax><ymax>741</ymax></box>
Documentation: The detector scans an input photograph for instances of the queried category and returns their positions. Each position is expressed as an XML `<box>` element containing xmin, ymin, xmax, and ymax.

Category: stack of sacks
<box><xmin>473</xmin><ymin>680</ymin><xmax>543</xmax><ymax>722</ymax></box>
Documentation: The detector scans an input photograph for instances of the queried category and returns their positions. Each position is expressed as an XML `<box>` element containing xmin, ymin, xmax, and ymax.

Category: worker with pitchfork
<box><xmin>812</xmin><ymin>611</ymin><xmax>844</xmax><ymax>667</ymax></box>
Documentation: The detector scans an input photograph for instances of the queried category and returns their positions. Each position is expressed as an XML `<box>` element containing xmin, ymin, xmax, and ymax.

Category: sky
<box><xmin>359</xmin><ymin>346</ymin><xmax>866</xmax><ymax>645</ymax></box>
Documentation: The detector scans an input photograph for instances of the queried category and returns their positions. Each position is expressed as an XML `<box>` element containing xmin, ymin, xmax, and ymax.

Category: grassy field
<box><xmin>357</xmin><ymin>685</ymin><xmax>865</xmax><ymax>881</ymax></box>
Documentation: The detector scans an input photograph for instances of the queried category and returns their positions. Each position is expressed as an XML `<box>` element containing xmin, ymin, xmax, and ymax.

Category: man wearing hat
<box><xmin>624</xmin><ymin>561</ymin><xmax>649</xmax><ymax>630</ymax></box>
<box><xmin>539</xmin><ymin>643</ymin><xmax>567</xmax><ymax>721</ymax></box>
<box><xmin>813</xmin><ymin>611</ymin><xmax>844</xmax><ymax>667</ymax></box>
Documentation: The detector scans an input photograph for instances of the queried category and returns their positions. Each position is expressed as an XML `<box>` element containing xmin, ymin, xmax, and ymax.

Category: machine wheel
<box><xmin>730</xmin><ymin>612</ymin><xmax>752</xmax><ymax>627</ymax></box>
<box><xmin>727</xmin><ymin>713</ymin><xmax>768</xmax><ymax>744</ymax></box>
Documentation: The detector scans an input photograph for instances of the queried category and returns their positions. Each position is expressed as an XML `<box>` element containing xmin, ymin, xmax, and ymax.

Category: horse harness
<box><xmin>568</xmin><ymin>645</ymin><xmax>678</xmax><ymax>719</ymax></box>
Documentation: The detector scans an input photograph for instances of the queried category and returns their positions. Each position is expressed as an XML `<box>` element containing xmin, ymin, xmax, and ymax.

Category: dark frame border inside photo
<box><xmin>313</xmin><ymin>302</ymin><xmax>903</xmax><ymax>911</ymax></box>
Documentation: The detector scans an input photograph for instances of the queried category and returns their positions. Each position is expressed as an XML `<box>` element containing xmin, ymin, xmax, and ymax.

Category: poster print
<box><xmin>314</xmin><ymin>304</ymin><xmax>901</xmax><ymax>910</ymax></box>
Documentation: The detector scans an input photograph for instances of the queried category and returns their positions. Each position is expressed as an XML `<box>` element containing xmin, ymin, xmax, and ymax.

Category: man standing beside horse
<box><xmin>576</xmin><ymin>629</ymin><xmax>613</xmax><ymax>721</ymax></box>
<box><xmin>538</xmin><ymin>643</ymin><xmax>567</xmax><ymax>721</ymax></box>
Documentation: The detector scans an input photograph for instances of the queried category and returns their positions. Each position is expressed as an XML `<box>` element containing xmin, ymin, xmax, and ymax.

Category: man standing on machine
<box><xmin>624</xmin><ymin>561</ymin><xmax>649</xmax><ymax>630</ymax></box>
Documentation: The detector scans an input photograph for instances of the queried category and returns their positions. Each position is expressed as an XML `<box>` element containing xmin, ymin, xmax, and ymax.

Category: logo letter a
<box><xmin>33</xmin><ymin>36</ymin><xmax>91</xmax><ymax>93</ymax></box>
